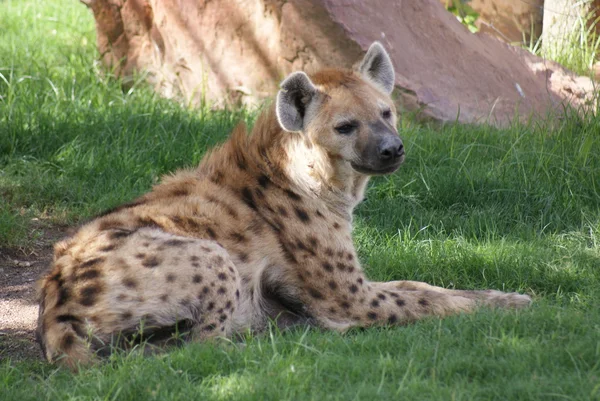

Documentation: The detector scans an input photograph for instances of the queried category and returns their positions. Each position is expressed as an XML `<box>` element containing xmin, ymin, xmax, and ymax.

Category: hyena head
<box><xmin>276</xmin><ymin>42</ymin><xmax>404</xmax><ymax>176</ymax></box>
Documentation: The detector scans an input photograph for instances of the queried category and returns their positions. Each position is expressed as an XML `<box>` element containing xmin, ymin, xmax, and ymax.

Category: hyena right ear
<box><xmin>276</xmin><ymin>72</ymin><xmax>318</xmax><ymax>132</ymax></box>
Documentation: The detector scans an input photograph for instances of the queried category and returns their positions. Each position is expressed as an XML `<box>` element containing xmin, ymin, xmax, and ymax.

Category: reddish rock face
<box><xmin>440</xmin><ymin>0</ymin><xmax>544</xmax><ymax>45</ymax></box>
<box><xmin>81</xmin><ymin>0</ymin><xmax>593</xmax><ymax>126</ymax></box>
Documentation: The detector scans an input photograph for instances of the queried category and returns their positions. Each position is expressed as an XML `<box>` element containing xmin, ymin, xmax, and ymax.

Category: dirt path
<box><xmin>0</xmin><ymin>225</ymin><xmax>68</xmax><ymax>363</ymax></box>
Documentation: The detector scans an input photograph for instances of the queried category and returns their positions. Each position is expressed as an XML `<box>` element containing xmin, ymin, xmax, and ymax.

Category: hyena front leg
<box><xmin>377</xmin><ymin>281</ymin><xmax>532</xmax><ymax>309</ymax></box>
<box><xmin>304</xmin><ymin>279</ymin><xmax>529</xmax><ymax>331</ymax></box>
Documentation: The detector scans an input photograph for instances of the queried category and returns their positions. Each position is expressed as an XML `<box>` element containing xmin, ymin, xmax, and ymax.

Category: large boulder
<box><xmin>440</xmin><ymin>0</ymin><xmax>544</xmax><ymax>45</ymax></box>
<box><xmin>81</xmin><ymin>0</ymin><xmax>594</xmax><ymax>126</ymax></box>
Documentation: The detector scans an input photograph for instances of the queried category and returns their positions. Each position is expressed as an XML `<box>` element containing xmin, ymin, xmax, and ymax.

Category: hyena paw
<box><xmin>481</xmin><ymin>290</ymin><xmax>532</xmax><ymax>309</ymax></box>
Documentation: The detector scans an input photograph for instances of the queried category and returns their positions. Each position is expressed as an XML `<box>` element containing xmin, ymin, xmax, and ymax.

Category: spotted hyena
<box><xmin>37</xmin><ymin>42</ymin><xmax>531</xmax><ymax>370</ymax></box>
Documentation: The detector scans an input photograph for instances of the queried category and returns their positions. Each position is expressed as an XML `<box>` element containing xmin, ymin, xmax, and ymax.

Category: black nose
<box><xmin>378</xmin><ymin>137</ymin><xmax>404</xmax><ymax>161</ymax></box>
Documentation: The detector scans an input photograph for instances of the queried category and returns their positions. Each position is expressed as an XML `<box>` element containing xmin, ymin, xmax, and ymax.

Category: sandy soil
<box><xmin>0</xmin><ymin>225</ymin><xmax>68</xmax><ymax>363</ymax></box>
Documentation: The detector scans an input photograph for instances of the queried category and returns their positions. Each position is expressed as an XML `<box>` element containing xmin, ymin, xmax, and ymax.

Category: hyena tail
<box><xmin>36</xmin><ymin>278</ymin><xmax>95</xmax><ymax>371</ymax></box>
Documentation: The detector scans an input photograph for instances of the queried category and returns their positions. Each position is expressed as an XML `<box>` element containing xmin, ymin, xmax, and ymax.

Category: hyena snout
<box><xmin>378</xmin><ymin>135</ymin><xmax>404</xmax><ymax>162</ymax></box>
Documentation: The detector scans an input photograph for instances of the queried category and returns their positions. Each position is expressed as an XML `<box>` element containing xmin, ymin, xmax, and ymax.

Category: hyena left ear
<box><xmin>276</xmin><ymin>71</ymin><xmax>318</xmax><ymax>132</ymax></box>
<box><xmin>358</xmin><ymin>42</ymin><xmax>395</xmax><ymax>94</ymax></box>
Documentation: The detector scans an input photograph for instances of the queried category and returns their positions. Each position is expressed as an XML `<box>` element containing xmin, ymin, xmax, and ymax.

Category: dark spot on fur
<box><xmin>237</xmin><ymin>252</ymin><xmax>249</xmax><ymax>263</ymax></box>
<box><xmin>294</xmin><ymin>207</ymin><xmax>310</xmax><ymax>223</ymax></box>
<box><xmin>56</xmin><ymin>285</ymin><xmax>70</xmax><ymax>307</ymax></box>
<box><xmin>418</xmin><ymin>298</ymin><xmax>429</xmax><ymax>307</ymax></box>
<box><xmin>277</xmin><ymin>206</ymin><xmax>288</xmax><ymax>217</ymax></box>
<box><xmin>237</xmin><ymin>158</ymin><xmax>247</xmax><ymax>171</ymax></box>
<box><xmin>219</xmin><ymin>314</ymin><xmax>228</xmax><ymax>322</ymax></box>
<box><xmin>388</xmin><ymin>314</ymin><xmax>398</xmax><ymax>324</ymax></box>
<box><xmin>117</xmin><ymin>294</ymin><xmax>127</xmax><ymax>301</ymax></box>
<box><xmin>347</xmin><ymin>253</ymin><xmax>354</xmax><ymax>261</ymax></box>
<box><xmin>136</xmin><ymin>217</ymin><xmax>156</xmax><ymax>228</ymax></box>
<box><xmin>322</xmin><ymin>262</ymin><xmax>334</xmax><ymax>272</ymax></box>
<box><xmin>166</xmin><ymin>274</ymin><xmax>176</xmax><ymax>283</ymax></box>
<box><xmin>357</xmin><ymin>277</ymin><xmax>364</xmax><ymax>285</ymax></box>
<box><xmin>349</xmin><ymin>285</ymin><xmax>359</xmax><ymax>294</ymax></box>
<box><xmin>218</xmin><ymin>273</ymin><xmax>227</xmax><ymax>281</ymax></box>
<box><xmin>61</xmin><ymin>334</ymin><xmax>75</xmax><ymax>350</ymax></box>
<box><xmin>165</xmin><ymin>239</ymin><xmax>186</xmax><ymax>247</ymax></box>
<box><xmin>333</xmin><ymin>222</ymin><xmax>341</xmax><ymax>229</ymax></box>
<box><xmin>217</xmin><ymin>287</ymin><xmax>227</xmax><ymax>295</ymax></box>
<box><xmin>258</xmin><ymin>174</ymin><xmax>270</xmax><ymax>188</ymax></box>
<box><xmin>170</xmin><ymin>187</ymin><xmax>189</xmax><ymax>197</ymax></box>
<box><xmin>396</xmin><ymin>299</ymin><xmax>406</xmax><ymax>307</ymax></box>
<box><xmin>108</xmin><ymin>229</ymin><xmax>133</xmax><ymax>240</ymax></box>
<box><xmin>230</xmin><ymin>233</ymin><xmax>247</xmax><ymax>243</ymax></box>
<box><xmin>80</xmin><ymin>258</ymin><xmax>104</xmax><ymax>269</ymax></box>
<box><xmin>371</xmin><ymin>299</ymin><xmax>380</xmax><ymax>307</ymax></box>
<box><xmin>328</xmin><ymin>281</ymin><xmax>337</xmax><ymax>290</ymax></box>
<box><xmin>308</xmin><ymin>288</ymin><xmax>324</xmax><ymax>299</ymax></box>
<box><xmin>284</xmin><ymin>189</ymin><xmax>301</xmax><ymax>201</ymax></box>
<box><xmin>203</xmin><ymin>286</ymin><xmax>210</xmax><ymax>294</ymax></box>
<box><xmin>367</xmin><ymin>312</ymin><xmax>378</xmax><ymax>320</ymax></box>
<box><xmin>160</xmin><ymin>294</ymin><xmax>168</xmax><ymax>302</ymax></box>
<box><xmin>193</xmin><ymin>274</ymin><xmax>203</xmax><ymax>283</ymax></box>
<box><xmin>207</xmin><ymin>227</ymin><xmax>218</xmax><ymax>239</ymax></box>
<box><xmin>121</xmin><ymin>311</ymin><xmax>133</xmax><ymax>320</ymax></box>
<box><xmin>235</xmin><ymin>289</ymin><xmax>240</xmax><ymax>299</ymax></box>
<box><xmin>135</xmin><ymin>253</ymin><xmax>146</xmax><ymax>259</ymax></box>
<box><xmin>207</xmin><ymin>302</ymin><xmax>215</xmax><ymax>311</ymax></box>
<box><xmin>241</xmin><ymin>187</ymin><xmax>257</xmax><ymax>210</ymax></box>
<box><xmin>203</xmin><ymin>323</ymin><xmax>216</xmax><ymax>332</ymax></box>
<box><xmin>56</xmin><ymin>314</ymin><xmax>81</xmax><ymax>324</ymax></box>
<box><xmin>211</xmin><ymin>171</ymin><xmax>224</xmax><ymax>184</ymax></box>
<box><xmin>123</xmin><ymin>278</ymin><xmax>137</xmax><ymax>288</ymax></box>
<box><xmin>225</xmin><ymin>301</ymin><xmax>233</xmax><ymax>309</ymax></box>
<box><xmin>77</xmin><ymin>269</ymin><xmax>100</xmax><ymax>281</ymax></box>
<box><xmin>200</xmin><ymin>246</ymin><xmax>212</xmax><ymax>252</ymax></box>
<box><xmin>325</xmin><ymin>248</ymin><xmax>334</xmax><ymax>257</ymax></box>
<box><xmin>142</xmin><ymin>256</ymin><xmax>161</xmax><ymax>268</ymax></box>
<box><xmin>79</xmin><ymin>285</ymin><xmax>101</xmax><ymax>306</ymax></box>
<box><xmin>340</xmin><ymin>301</ymin><xmax>351</xmax><ymax>309</ymax></box>
<box><xmin>307</xmin><ymin>236</ymin><xmax>318</xmax><ymax>249</ymax></box>
<box><xmin>377</xmin><ymin>293</ymin><xmax>387</xmax><ymax>300</ymax></box>
<box><xmin>99</xmin><ymin>244</ymin><xmax>117</xmax><ymax>252</ymax></box>
<box><xmin>316</xmin><ymin>210</ymin><xmax>324</xmax><ymax>218</ymax></box>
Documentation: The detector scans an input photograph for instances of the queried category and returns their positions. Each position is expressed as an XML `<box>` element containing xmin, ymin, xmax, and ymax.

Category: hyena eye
<box><xmin>335</xmin><ymin>121</ymin><xmax>358</xmax><ymax>135</ymax></box>
<box><xmin>382</xmin><ymin>109</ymin><xmax>392</xmax><ymax>119</ymax></box>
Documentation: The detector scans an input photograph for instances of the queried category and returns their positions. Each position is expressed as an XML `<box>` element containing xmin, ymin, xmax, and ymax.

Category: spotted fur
<box><xmin>37</xmin><ymin>42</ymin><xmax>531</xmax><ymax>370</ymax></box>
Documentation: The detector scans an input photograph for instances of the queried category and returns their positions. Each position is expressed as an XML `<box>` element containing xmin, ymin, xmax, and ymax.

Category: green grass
<box><xmin>1</xmin><ymin>0</ymin><xmax>600</xmax><ymax>400</ymax></box>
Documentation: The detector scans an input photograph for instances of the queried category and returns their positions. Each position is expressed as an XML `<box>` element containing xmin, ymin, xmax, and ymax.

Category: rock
<box><xmin>81</xmin><ymin>0</ymin><xmax>594</xmax><ymax>127</ymax></box>
<box><xmin>441</xmin><ymin>0</ymin><xmax>544</xmax><ymax>45</ymax></box>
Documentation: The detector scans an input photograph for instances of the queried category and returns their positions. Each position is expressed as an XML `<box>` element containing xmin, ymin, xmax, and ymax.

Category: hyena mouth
<box><xmin>351</xmin><ymin>154</ymin><xmax>405</xmax><ymax>175</ymax></box>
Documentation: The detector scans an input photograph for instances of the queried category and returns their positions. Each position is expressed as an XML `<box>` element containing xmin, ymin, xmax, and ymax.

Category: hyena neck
<box><xmin>278</xmin><ymin>135</ymin><xmax>369</xmax><ymax>221</ymax></box>
<box><xmin>198</xmin><ymin>105</ymin><xmax>369</xmax><ymax>221</ymax></box>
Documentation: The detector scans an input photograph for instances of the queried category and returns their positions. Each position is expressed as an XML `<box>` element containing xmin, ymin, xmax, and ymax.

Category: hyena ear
<box><xmin>276</xmin><ymin>71</ymin><xmax>318</xmax><ymax>132</ymax></box>
<box><xmin>358</xmin><ymin>42</ymin><xmax>395</xmax><ymax>94</ymax></box>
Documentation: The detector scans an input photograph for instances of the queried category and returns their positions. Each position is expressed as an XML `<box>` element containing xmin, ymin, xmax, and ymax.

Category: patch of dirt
<box><xmin>0</xmin><ymin>224</ymin><xmax>69</xmax><ymax>363</ymax></box>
